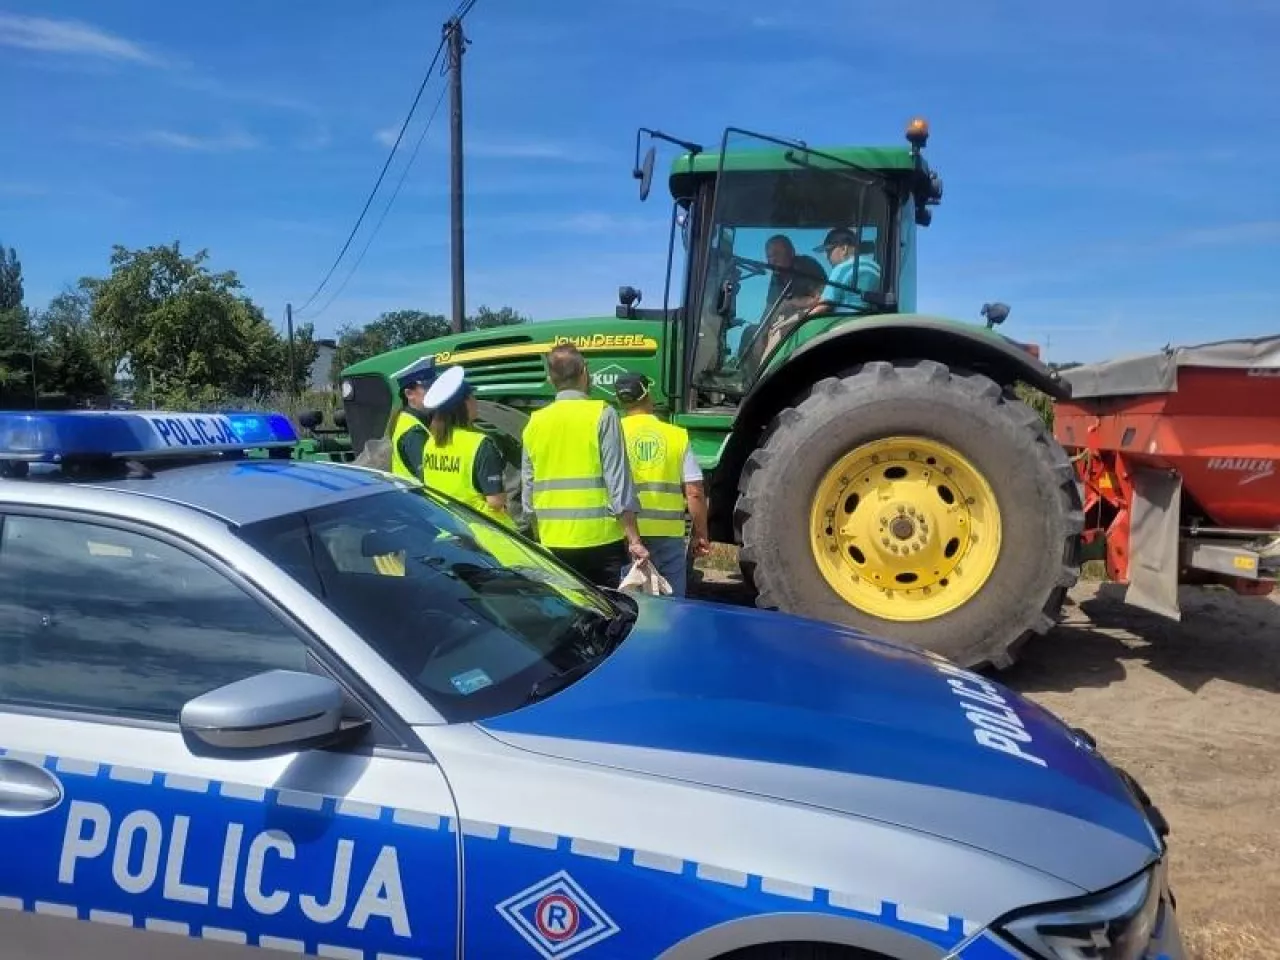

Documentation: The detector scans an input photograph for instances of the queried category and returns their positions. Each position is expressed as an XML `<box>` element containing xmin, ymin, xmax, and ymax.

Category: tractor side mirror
<box><xmin>981</xmin><ymin>302</ymin><xmax>1010</xmax><ymax>328</ymax></box>
<box><xmin>635</xmin><ymin>146</ymin><xmax>656</xmax><ymax>201</ymax></box>
<box><xmin>617</xmin><ymin>286</ymin><xmax>642</xmax><ymax>319</ymax></box>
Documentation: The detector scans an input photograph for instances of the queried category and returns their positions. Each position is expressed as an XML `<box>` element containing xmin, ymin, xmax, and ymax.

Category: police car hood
<box><xmin>479</xmin><ymin>597</ymin><xmax>1161</xmax><ymax>891</ymax></box>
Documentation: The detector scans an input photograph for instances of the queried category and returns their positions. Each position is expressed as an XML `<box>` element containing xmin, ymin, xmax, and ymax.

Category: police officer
<box><xmin>421</xmin><ymin>365</ymin><xmax>513</xmax><ymax>529</ymax></box>
<box><xmin>388</xmin><ymin>357</ymin><xmax>436</xmax><ymax>481</ymax></box>
<box><xmin>615</xmin><ymin>371</ymin><xmax>710</xmax><ymax>597</ymax></box>
<box><xmin>521</xmin><ymin>343</ymin><xmax>649</xmax><ymax>586</ymax></box>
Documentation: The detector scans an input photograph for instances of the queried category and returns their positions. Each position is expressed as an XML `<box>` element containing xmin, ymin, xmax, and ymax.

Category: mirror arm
<box><xmin>639</xmin><ymin>127</ymin><xmax>704</xmax><ymax>157</ymax></box>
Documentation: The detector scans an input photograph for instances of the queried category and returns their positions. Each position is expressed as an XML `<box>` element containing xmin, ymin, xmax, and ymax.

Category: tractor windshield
<box><xmin>689</xmin><ymin>131</ymin><xmax>895</xmax><ymax>402</ymax></box>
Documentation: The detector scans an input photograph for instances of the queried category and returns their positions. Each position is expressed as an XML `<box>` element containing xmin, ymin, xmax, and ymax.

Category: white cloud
<box><xmin>467</xmin><ymin>138</ymin><xmax>605</xmax><ymax>163</ymax></box>
<box><xmin>0</xmin><ymin>13</ymin><xmax>164</xmax><ymax>66</ymax></box>
<box><xmin>136</xmin><ymin>129</ymin><xmax>260</xmax><ymax>152</ymax></box>
<box><xmin>0</xmin><ymin>180</ymin><xmax>47</xmax><ymax>198</ymax></box>
<box><xmin>374</xmin><ymin>127</ymin><xmax>401</xmax><ymax>148</ymax></box>
<box><xmin>1172</xmin><ymin>220</ymin><xmax>1280</xmax><ymax>248</ymax></box>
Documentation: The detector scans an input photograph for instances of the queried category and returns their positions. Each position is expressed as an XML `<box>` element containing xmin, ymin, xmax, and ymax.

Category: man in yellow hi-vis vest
<box><xmin>521</xmin><ymin>343</ymin><xmax>649</xmax><ymax>586</ymax></box>
<box><xmin>616</xmin><ymin>371</ymin><xmax>710</xmax><ymax>597</ymax></box>
<box><xmin>421</xmin><ymin>365</ymin><xmax>514</xmax><ymax>529</ymax></box>
<box><xmin>387</xmin><ymin>356</ymin><xmax>436</xmax><ymax>481</ymax></box>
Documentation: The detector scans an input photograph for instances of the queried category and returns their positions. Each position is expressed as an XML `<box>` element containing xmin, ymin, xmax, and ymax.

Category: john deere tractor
<box><xmin>327</xmin><ymin>120</ymin><xmax>1082</xmax><ymax>669</ymax></box>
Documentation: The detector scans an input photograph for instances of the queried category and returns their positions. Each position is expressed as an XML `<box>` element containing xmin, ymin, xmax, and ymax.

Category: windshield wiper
<box><xmin>526</xmin><ymin>657</ymin><xmax>604</xmax><ymax>703</ymax></box>
<box><xmin>525</xmin><ymin>606</ymin><xmax>636</xmax><ymax>703</ymax></box>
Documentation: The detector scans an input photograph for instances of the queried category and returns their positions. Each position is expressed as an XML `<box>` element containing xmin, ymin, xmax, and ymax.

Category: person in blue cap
<box><xmin>421</xmin><ymin>365</ymin><xmax>513</xmax><ymax>528</ymax></box>
<box><xmin>388</xmin><ymin>356</ymin><xmax>436</xmax><ymax>481</ymax></box>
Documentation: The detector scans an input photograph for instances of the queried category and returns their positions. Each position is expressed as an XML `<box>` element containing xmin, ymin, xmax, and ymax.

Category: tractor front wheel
<box><xmin>734</xmin><ymin>360</ymin><xmax>1082</xmax><ymax>669</ymax></box>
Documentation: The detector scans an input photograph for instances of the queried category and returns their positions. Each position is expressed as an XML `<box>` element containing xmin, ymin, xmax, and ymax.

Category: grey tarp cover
<box><xmin>1060</xmin><ymin>334</ymin><xmax>1280</xmax><ymax>400</ymax></box>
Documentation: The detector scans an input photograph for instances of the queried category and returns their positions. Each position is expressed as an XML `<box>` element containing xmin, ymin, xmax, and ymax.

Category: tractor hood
<box><xmin>480</xmin><ymin>597</ymin><xmax>1161</xmax><ymax>891</ymax></box>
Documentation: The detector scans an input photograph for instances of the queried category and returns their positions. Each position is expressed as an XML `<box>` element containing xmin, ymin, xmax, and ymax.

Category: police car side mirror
<box><xmin>179</xmin><ymin>669</ymin><xmax>348</xmax><ymax>755</ymax></box>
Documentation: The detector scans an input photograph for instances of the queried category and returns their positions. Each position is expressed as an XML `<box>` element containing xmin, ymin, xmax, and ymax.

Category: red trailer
<box><xmin>1053</xmin><ymin>335</ymin><xmax>1280</xmax><ymax>620</ymax></box>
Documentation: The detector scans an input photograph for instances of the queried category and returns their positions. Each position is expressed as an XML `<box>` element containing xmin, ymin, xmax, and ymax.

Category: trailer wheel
<box><xmin>734</xmin><ymin>360</ymin><xmax>1082</xmax><ymax>669</ymax></box>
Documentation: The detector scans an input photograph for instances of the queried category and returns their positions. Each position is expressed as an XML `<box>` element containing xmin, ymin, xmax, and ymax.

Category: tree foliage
<box><xmin>5</xmin><ymin>234</ymin><xmax>532</xmax><ymax>409</ymax></box>
<box><xmin>90</xmin><ymin>242</ymin><xmax>301</xmax><ymax>407</ymax></box>
<box><xmin>330</xmin><ymin>305</ymin><xmax>529</xmax><ymax>385</ymax></box>
<box><xmin>0</xmin><ymin>242</ymin><xmax>32</xmax><ymax>402</ymax></box>
<box><xmin>34</xmin><ymin>286</ymin><xmax>109</xmax><ymax>400</ymax></box>
<box><xmin>467</xmin><ymin>304</ymin><xmax>529</xmax><ymax>330</ymax></box>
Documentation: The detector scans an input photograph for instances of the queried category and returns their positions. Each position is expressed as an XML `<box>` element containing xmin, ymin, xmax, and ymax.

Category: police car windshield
<box><xmin>234</xmin><ymin>487</ymin><xmax>623</xmax><ymax>722</ymax></box>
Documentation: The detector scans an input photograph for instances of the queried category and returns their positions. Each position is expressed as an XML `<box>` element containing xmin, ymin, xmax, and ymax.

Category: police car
<box><xmin>0</xmin><ymin>409</ymin><xmax>1183</xmax><ymax>960</ymax></box>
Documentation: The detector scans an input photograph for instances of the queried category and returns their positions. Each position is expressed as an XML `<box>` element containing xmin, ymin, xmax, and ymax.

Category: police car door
<box><xmin>0</xmin><ymin>509</ymin><xmax>460</xmax><ymax>959</ymax></box>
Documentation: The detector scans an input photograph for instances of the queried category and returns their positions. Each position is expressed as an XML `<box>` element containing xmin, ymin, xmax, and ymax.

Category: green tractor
<box><xmin>322</xmin><ymin>120</ymin><xmax>1083</xmax><ymax>669</ymax></box>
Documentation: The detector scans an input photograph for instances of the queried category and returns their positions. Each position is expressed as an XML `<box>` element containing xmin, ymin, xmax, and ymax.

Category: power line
<box><xmin>302</xmin><ymin>81</ymin><xmax>450</xmax><ymax>321</ymax></box>
<box><xmin>293</xmin><ymin>36</ymin><xmax>448</xmax><ymax>317</ymax></box>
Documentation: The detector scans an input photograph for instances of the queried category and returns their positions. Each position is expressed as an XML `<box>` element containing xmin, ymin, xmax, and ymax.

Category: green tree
<box><xmin>331</xmin><ymin>309</ymin><xmax>449</xmax><ymax>385</ymax></box>
<box><xmin>34</xmin><ymin>287</ymin><xmax>110</xmax><ymax>401</ymax></box>
<box><xmin>89</xmin><ymin>242</ymin><xmax>296</xmax><ymax>407</ymax></box>
<box><xmin>0</xmin><ymin>244</ymin><xmax>22</xmax><ymax>311</ymax></box>
<box><xmin>466</xmin><ymin>304</ymin><xmax>529</xmax><ymax>330</ymax></box>
<box><xmin>0</xmin><ymin>242</ymin><xmax>33</xmax><ymax>404</ymax></box>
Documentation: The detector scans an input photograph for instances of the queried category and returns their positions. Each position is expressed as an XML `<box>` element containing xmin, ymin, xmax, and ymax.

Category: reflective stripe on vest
<box><xmin>621</xmin><ymin>412</ymin><xmax>689</xmax><ymax>538</ymax></box>
<box><xmin>389</xmin><ymin>409</ymin><xmax>425</xmax><ymax>482</ymax></box>
<box><xmin>422</xmin><ymin>426</ymin><xmax>515</xmax><ymax>529</ymax></box>
<box><xmin>522</xmin><ymin>397</ymin><xmax>622</xmax><ymax>548</ymax></box>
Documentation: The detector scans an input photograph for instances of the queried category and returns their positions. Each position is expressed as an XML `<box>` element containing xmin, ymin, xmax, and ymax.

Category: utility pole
<box><xmin>444</xmin><ymin>14</ymin><xmax>467</xmax><ymax>334</ymax></box>
<box><xmin>285</xmin><ymin>302</ymin><xmax>297</xmax><ymax>400</ymax></box>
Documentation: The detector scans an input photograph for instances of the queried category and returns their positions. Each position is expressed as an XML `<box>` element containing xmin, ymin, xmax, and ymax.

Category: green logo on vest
<box><xmin>632</xmin><ymin>431</ymin><xmax>665</xmax><ymax>465</ymax></box>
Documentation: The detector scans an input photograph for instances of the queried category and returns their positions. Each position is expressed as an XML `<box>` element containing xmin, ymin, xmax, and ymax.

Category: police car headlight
<box><xmin>998</xmin><ymin>867</ymin><xmax>1161</xmax><ymax>960</ymax></box>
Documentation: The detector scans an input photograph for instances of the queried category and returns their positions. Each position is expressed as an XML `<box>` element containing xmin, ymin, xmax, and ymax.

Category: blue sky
<box><xmin>1</xmin><ymin>0</ymin><xmax>1276</xmax><ymax>363</ymax></box>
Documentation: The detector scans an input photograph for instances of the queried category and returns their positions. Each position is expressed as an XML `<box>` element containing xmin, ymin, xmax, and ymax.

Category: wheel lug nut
<box><xmin>882</xmin><ymin>538</ymin><xmax>890</xmax><ymax>546</ymax></box>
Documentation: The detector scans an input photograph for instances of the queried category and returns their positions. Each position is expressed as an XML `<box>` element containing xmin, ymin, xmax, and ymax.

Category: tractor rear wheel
<box><xmin>734</xmin><ymin>360</ymin><xmax>1082</xmax><ymax>669</ymax></box>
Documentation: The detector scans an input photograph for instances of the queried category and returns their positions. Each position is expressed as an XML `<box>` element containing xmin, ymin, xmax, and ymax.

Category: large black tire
<box><xmin>734</xmin><ymin>360</ymin><xmax>1082</xmax><ymax>669</ymax></box>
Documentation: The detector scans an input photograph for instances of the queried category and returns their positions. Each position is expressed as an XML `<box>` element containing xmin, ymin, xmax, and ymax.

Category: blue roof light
<box><xmin>0</xmin><ymin>410</ymin><xmax>299</xmax><ymax>463</ymax></box>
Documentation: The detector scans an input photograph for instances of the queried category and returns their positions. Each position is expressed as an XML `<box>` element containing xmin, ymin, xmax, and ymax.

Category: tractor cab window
<box><xmin>688</xmin><ymin>137</ymin><xmax>894</xmax><ymax>407</ymax></box>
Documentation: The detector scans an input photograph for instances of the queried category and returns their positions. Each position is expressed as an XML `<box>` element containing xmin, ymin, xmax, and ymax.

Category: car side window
<box><xmin>0</xmin><ymin>513</ymin><xmax>312</xmax><ymax>723</ymax></box>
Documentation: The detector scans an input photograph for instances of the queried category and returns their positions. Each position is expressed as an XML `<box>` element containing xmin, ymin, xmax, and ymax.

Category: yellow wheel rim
<box><xmin>808</xmin><ymin>436</ymin><xmax>1002</xmax><ymax>621</ymax></box>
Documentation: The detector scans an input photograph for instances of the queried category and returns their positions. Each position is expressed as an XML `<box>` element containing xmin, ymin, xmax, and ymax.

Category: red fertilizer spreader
<box><xmin>1053</xmin><ymin>335</ymin><xmax>1280</xmax><ymax>619</ymax></box>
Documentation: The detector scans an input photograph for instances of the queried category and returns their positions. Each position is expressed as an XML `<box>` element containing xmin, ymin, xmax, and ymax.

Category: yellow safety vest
<box><xmin>423</xmin><ymin>426</ymin><xmax>515</xmax><ymax>530</ymax></box>
<box><xmin>621</xmin><ymin>413</ymin><xmax>690</xmax><ymax>538</ymax></box>
<box><xmin>389</xmin><ymin>409</ymin><xmax>426</xmax><ymax>482</ymax></box>
<box><xmin>523</xmin><ymin>398</ymin><xmax>622</xmax><ymax>549</ymax></box>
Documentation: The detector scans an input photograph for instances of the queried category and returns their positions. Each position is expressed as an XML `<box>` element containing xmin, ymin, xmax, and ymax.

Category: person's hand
<box><xmin>627</xmin><ymin>538</ymin><xmax>650</xmax><ymax>563</ymax></box>
<box><xmin>692</xmin><ymin>536</ymin><xmax>712</xmax><ymax>558</ymax></box>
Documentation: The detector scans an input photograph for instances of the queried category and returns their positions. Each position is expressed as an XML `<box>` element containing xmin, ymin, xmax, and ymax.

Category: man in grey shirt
<box><xmin>520</xmin><ymin>344</ymin><xmax>649</xmax><ymax>587</ymax></box>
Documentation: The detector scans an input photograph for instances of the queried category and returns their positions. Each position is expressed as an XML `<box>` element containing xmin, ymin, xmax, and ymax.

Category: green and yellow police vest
<box><xmin>523</xmin><ymin>398</ymin><xmax>622</xmax><ymax>549</ymax></box>
<box><xmin>423</xmin><ymin>426</ymin><xmax>515</xmax><ymax>530</ymax></box>
<box><xmin>621</xmin><ymin>412</ymin><xmax>690</xmax><ymax>538</ymax></box>
<box><xmin>388</xmin><ymin>409</ymin><xmax>425</xmax><ymax>482</ymax></box>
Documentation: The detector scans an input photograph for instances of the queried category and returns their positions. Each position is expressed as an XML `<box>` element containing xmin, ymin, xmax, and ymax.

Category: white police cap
<box><xmin>393</xmin><ymin>356</ymin><xmax>437</xmax><ymax>392</ymax></box>
<box><xmin>424</xmin><ymin>365</ymin><xmax>469</xmax><ymax>411</ymax></box>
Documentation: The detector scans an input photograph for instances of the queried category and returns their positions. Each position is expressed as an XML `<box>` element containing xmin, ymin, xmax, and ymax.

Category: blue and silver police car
<box><xmin>0</xmin><ymin>409</ymin><xmax>1183</xmax><ymax>960</ymax></box>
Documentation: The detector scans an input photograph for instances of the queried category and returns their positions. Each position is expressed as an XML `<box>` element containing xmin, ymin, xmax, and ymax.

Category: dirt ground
<box><xmin>690</xmin><ymin>562</ymin><xmax>1280</xmax><ymax>958</ymax></box>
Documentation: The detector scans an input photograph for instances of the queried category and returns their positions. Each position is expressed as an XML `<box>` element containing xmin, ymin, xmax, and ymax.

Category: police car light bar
<box><xmin>0</xmin><ymin>410</ymin><xmax>299</xmax><ymax>463</ymax></box>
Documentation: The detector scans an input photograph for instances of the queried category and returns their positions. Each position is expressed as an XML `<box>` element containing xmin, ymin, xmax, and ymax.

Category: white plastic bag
<box><xmin>618</xmin><ymin>559</ymin><xmax>672</xmax><ymax>596</ymax></box>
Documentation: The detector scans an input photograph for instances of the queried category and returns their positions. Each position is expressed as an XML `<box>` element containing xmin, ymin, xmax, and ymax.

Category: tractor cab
<box><xmin>630</xmin><ymin>122</ymin><xmax>942</xmax><ymax>410</ymax></box>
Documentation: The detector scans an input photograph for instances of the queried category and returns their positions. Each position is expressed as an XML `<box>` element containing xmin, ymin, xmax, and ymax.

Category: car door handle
<box><xmin>0</xmin><ymin>757</ymin><xmax>64</xmax><ymax>816</ymax></box>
